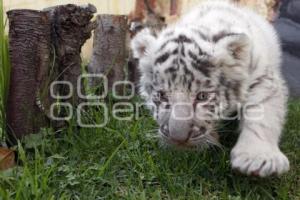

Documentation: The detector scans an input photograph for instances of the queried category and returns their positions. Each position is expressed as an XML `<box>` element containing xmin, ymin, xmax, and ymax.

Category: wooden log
<box><xmin>88</xmin><ymin>15</ymin><xmax>128</xmax><ymax>95</ymax></box>
<box><xmin>46</xmin><ymin>4</ymin><xmax>97</xmax><ymax>105</ymax></box>
<box><xmin>6</xmin><ymin>9</ymin><xmax>51</xmax><ymax>140</ymax></box>
<box><xmin>6</xmin><ymin>4</ymin><xmax>96</xmax><ymax>139</ymax></box>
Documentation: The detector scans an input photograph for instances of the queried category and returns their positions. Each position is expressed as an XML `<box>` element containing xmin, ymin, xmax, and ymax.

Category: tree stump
<box><xmin>46</xmin><ymin>4</ymin><xmax>97</xmax><ymax>106</ymax></box>
<box><xmin>6</xmin><ymin>4</ymin><xmax>97</xmax><ymax>140</ymax></box>
<box><xmin>6</xmin><ymin>10</ymin><xmax>51</xmax><ymax>140</ymax></box>
<box><xmin>88</xmin><ymin>15</ymin><xmax>128</xmax><ymax>95</ymax></box>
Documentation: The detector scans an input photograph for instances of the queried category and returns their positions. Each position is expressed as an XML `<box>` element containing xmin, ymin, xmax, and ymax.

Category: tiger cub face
<box><xmin>131</xmin><ymin>27</ymin><xmax>251</xmax><ymax>148</ymax></box>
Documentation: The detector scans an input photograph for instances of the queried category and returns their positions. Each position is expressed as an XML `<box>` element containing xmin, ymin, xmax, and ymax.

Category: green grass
<box><xmin>0</xmin><ymin>99</ymin><xmax>299</xmax><ymax>200</ymax></box>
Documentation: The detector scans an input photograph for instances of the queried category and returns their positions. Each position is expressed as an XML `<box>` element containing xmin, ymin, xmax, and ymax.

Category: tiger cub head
<box><xmin>131</xmin><ymin>27</ymin><xmax>251</xmax><ymax>148</ymax></box>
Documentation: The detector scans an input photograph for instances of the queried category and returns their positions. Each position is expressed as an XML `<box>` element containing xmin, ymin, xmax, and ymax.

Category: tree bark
<box><xmin>46</xmin><ymin>4</ymin><xmax>97</xmax><ymax>105</ymax></box>
<box><xmin>6</xmin><ymin>10</ymin><xmax>51</xmax><ymax>140</ymax></box>
<box><xmin>88</xmin><ymin>15</ymin><xmax>128</xmax><ymax>95</ymax></box>
<box><xmin>6</xmin><ymin>4</ymin><xmax>97</xmax><ymax>139</ymax></box>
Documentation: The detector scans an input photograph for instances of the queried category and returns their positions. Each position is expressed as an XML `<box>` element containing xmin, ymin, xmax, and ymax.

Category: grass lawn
<box><xmin>0</xmin><ymin>98</ymin><xmax>299</xmax><ymax>200</ymax></box>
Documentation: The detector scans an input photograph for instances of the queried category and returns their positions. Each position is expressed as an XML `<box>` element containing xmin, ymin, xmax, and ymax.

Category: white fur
<box><xmin>131</xmin><ymin>1</ymin><xmax>289</xmax><ymax>177</ymax></box>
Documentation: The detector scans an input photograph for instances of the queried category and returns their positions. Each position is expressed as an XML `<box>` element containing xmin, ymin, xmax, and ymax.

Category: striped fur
<box><xmin>131</xmin><ymin>1</ymin><xmax>289</xmax><ymax>177</ymax></box>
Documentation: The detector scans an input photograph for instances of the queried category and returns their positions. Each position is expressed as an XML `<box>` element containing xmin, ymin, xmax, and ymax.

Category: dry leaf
<box><xmin>0</xmin><ymin>147</ymin><xmax>15</xmax><ymax>171</ymax></box>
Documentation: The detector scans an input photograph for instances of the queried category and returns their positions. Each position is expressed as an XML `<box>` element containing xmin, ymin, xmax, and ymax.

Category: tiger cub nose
<box><xmin>190</xmin><ymin>126</ymin><xmax>207</xmax><ymax>139</ymax></box>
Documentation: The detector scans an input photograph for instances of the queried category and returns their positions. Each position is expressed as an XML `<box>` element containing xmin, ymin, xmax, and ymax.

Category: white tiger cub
<box><xmin>131</xmin><ymin>1</ymin><xmax>289</xmax><ymax>177</ymax></box>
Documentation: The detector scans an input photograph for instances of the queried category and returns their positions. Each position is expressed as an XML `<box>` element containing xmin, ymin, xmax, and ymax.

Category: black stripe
<box><xmin>212</xmin><ymin>31</ymin><xmax>238</xmax><ymax>43</ymax></box>
<box><xmin>158</xmin><ymin>41</ymin><xmax>170</xmax><ymax>52</ymax></box>
<box><xmin>155</xmin><ymin>53</ymin><xmax>170</xmax><ymax>65</ymax></box>
<box><xmin>180</xmin><ymin>46</ymin><xmax>185</xmax><ymax>56</ymax></box>
<box><xmin>171</xmin><ymin>73</ymin><xmax>177</xmax><ymax>82</ymax></box>
<box><xmin>224</xmin><ymin>90</ymin><xmax>231</xmax><ymax>108</ymax></box>
<box><xmin>172</xmin><ymin>49</ymin><xmax>178</xmax><ymax>55</ymax></box>
<box><xmin>179</xmin><ymin>58</ymin><xmax>186</xmax><ymax>66</ymax></box>
<box><xmin>164</xmin><ymin>66</ymin><xmax>177</xmax><ymax>73</ymax></box>
<box><xmin>188</xmin><ymin>51</ymin><xmax>198</xmax><ymax>61</ymax></box>
<box><xmin>191</xmin><ymin>62</ymin><xmax>211</xmax><ymax>77</ymax></box>
<box><xmin>219</xmin><ymin>73</ymin><xmax>227</xmax><ymax>87</ymax></box>
<box><xmin>189</xmin><ymin>51</ymin><xmax>211</xmax><ymax>77</ymax></box>
<box><xmin>158</xmin><ymin>35</ymin><xmax>199</xmax><ymax>53</ymax></box>
<box><xmin>164</xmin><ymin>58</ymin><xmax>180</xmax><ymax>73</ymax></box>
<box><xmin>183</xmin><ymin>64</ymin><xmax>193</xmax><ymax>75</ymax></box>
<box><xmin>196</xmin><ymin>80</ymin><xmax>202</xmax><ymax>87</ymax></box>
<box><xmin>204</xmin><ymin>80</ymin><xmax>212</xmax><ymax>88</ymax></box>
<box><xmin>172</xmin><ymin>34</ymin><xmax>193</xmax><ymax>43</ymax></box>
<box><xmin>232</xmin><ymin>81</ymin><xmax>241</xmax><ymax>98</ymax></box>
<box><xmin>167</xmin><ymin>80</ymin><xmax>171</xmax><ymax>88</ymax></box>
<box><xmin>249</xmin><ymin>75</ymin><xmax>273</xmax><ymax>91</ymax></box>
<box><xmin>188</xmin><ymin>81</ymin><xmax>192</xmax><ymax>91</ymax></box>
<box><xmin>188</xmin><ymin>47</ymin><xmax>207</xmax><ymax>57</ymax></box>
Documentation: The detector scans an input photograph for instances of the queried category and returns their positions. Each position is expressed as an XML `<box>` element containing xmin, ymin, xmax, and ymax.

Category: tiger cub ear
<box><xmin>217</xmin><ymin>33</ymin><xmax>251</xmax><ymax>60</ymax></box>
<box><xmin>131</xmin><ymin>28</ymin><xmax>156</xmax><ymax>59</ymax></box>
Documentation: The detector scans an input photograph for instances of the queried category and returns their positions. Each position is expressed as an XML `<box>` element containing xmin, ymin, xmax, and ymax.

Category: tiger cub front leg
<box><xmin>230</xmin><ymin>81</ymin><xmax>290</xmax><ymax>177</ymax></box>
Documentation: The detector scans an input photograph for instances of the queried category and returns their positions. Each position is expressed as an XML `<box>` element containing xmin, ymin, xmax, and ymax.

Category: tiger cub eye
<box><xmin>196</xmin><ymin>92</ymin><xmax>210</xmax><ymax>102</ymax></box>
